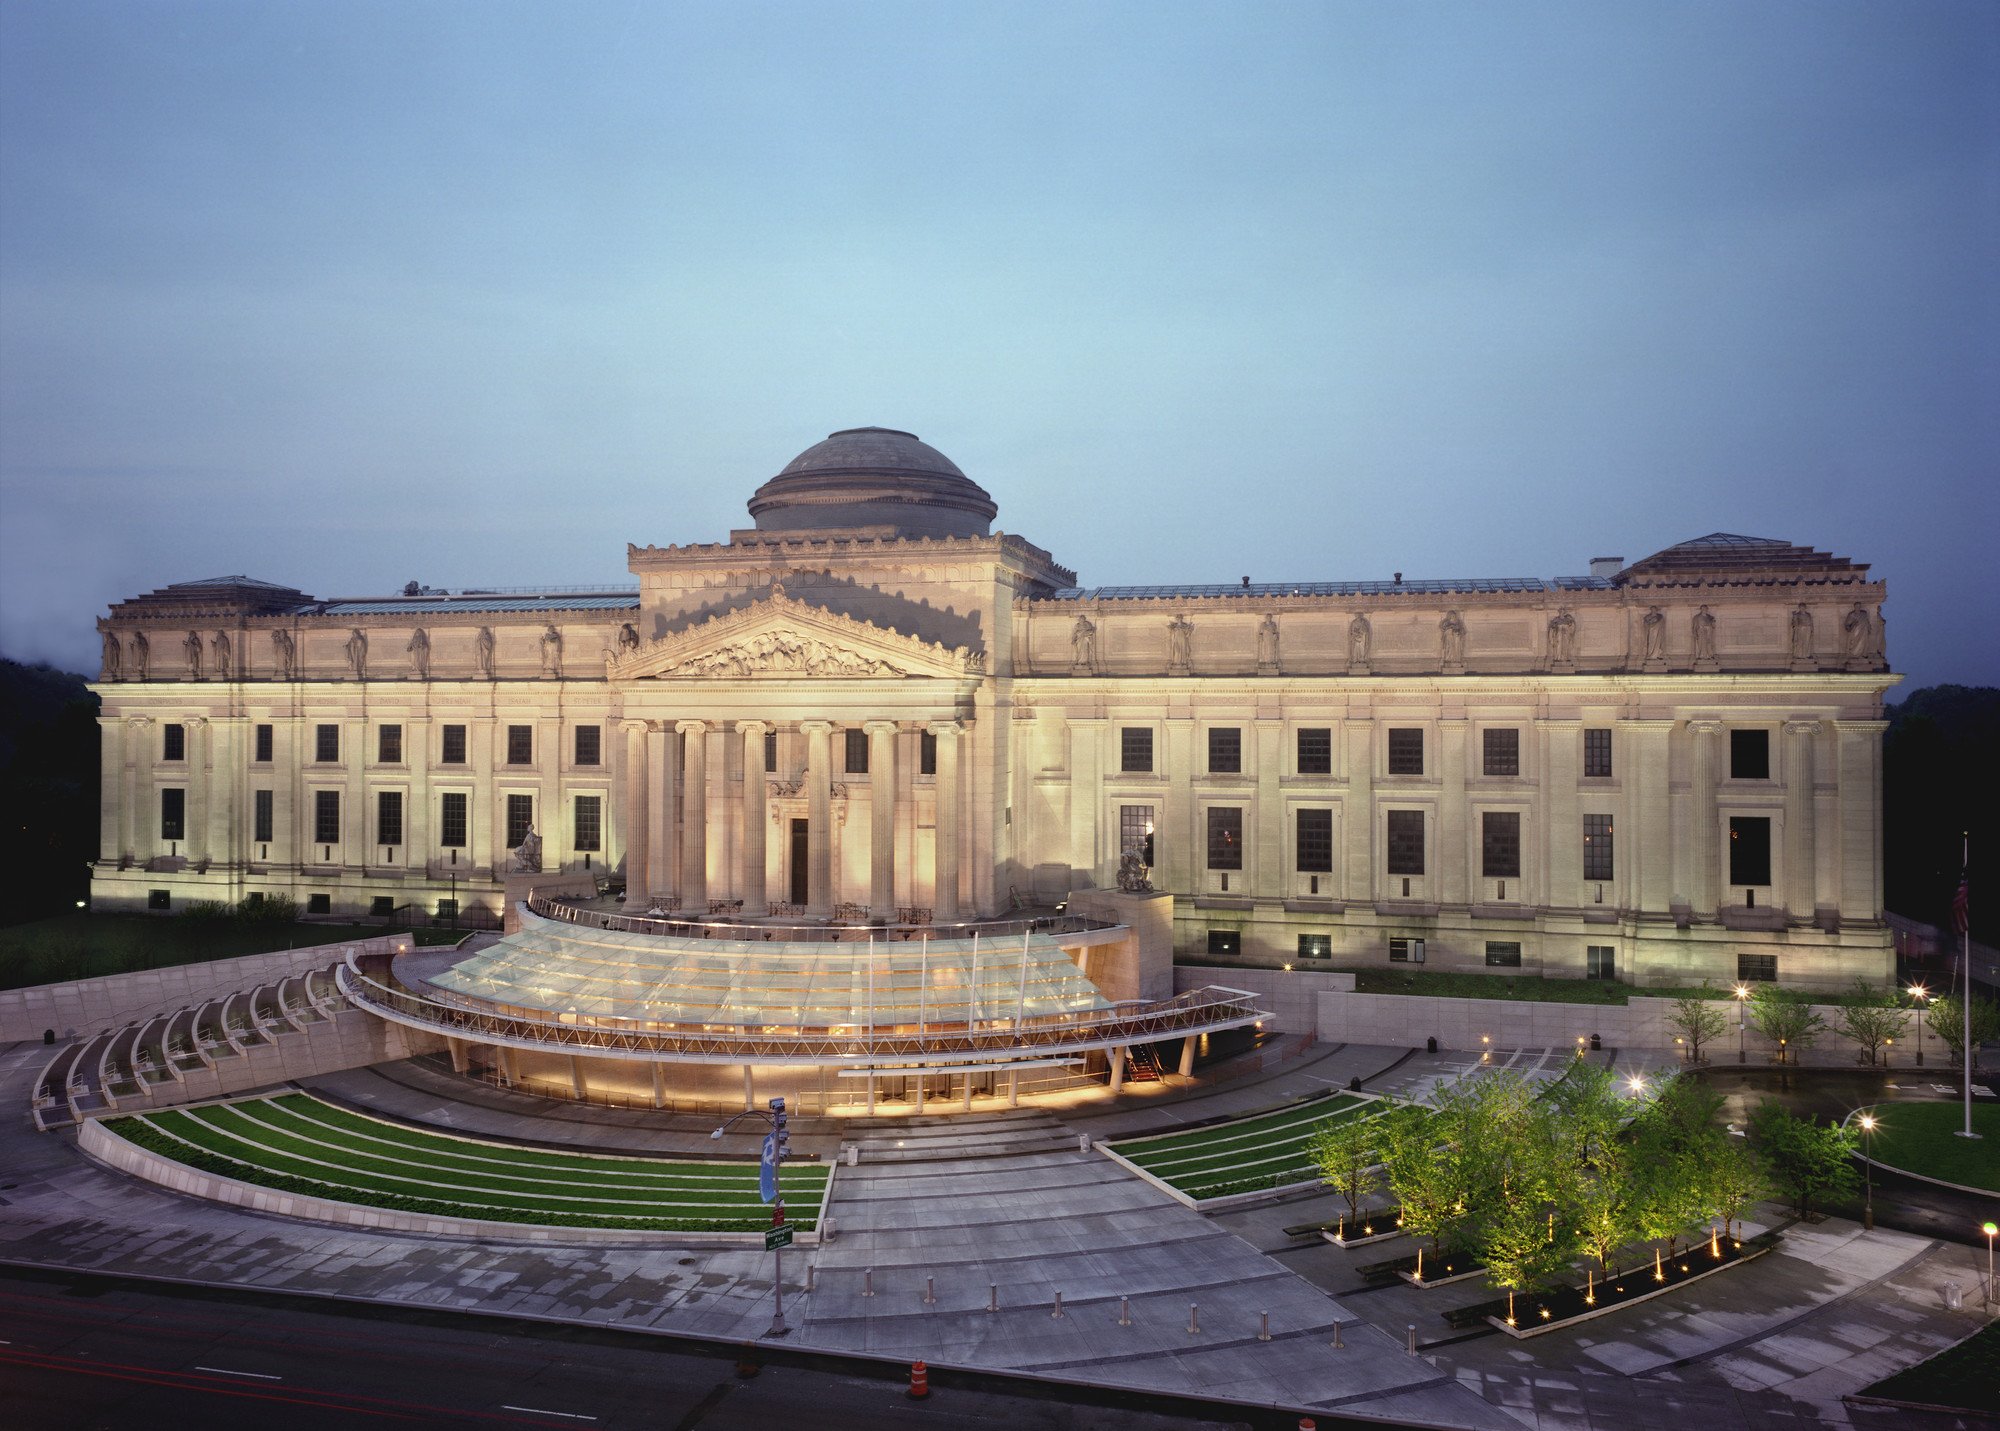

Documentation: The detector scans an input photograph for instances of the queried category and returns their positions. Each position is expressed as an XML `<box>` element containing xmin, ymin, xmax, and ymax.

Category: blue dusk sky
<box><xmin>1</xmin><ymin>1</ymin><xmax>1994</xmax><ymax>693</ymax></box>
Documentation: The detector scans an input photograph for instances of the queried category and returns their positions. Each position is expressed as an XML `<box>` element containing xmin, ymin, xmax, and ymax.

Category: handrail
<box><xmin>524</xmin><ymin>892</ymin><xmax>1118</xmax><ymax>944</ymax></box>
<box><xmin>340</xmin><ymin>952</ymin><xmax>1263</xmax><ymax>1062</ymax></box>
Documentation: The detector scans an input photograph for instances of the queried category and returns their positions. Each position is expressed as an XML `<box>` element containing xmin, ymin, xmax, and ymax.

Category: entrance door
<box><xmin>790</xmin><ymin>819</ymin><xmax>809</xmax><ymax>905</ymax></box>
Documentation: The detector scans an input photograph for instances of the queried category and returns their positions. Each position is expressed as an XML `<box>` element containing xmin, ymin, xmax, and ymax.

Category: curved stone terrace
<box><xmin>339</xmin><ymin>899</ymin><xmax>1267</xmax><ymax>1069</ymax></box>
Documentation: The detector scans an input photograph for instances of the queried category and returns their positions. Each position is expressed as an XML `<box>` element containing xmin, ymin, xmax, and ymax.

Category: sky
<box><xmin>1</xmin><ymin>1</ymin><xmax>1994</xmax><ymax>694</ymax></box>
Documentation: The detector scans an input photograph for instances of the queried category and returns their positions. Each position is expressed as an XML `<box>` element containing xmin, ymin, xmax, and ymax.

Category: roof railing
<box><xmin>524</xmin><ymin>892</ymin><xmax>1120</xmax><ymax>942</ymax></box>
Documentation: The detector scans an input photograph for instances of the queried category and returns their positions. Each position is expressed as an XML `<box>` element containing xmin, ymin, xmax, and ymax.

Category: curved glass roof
<box><xmin>427</xmin><ymin>908</ymin><xmax>1114</xmax><ymax>1031</ymax></box>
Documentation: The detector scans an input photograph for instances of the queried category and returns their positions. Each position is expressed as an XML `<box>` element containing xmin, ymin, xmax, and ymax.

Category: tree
<box><xmin>1747</xmin><ymin>985</ymin><xmax>1829</xmax><ymax>1064</ymax></box>
<box><xmin>1925</xmin><ymin>993</ymin><xmax>2000</xmax><ymax>1072</ymax></box>
<box><xmin>1666</xmin><ymin>987</ymin><xmax>1730</xmax><ymax>1064</ymax></box>
<box><xmin>1309</xmin><ymin>1112</ymin><xmax>1381</xmax><ymax>1222</ymax></box>
<box><xmin>1479</xmin><ymin>1188</ymin><xmax>1576</xmax><ymax>1302</ymax></box>
<box><xmin>1711</xmin><ymin>1136</ymin><xmax>1771</xmax><ymax>1242</ymax></box>
<box><xmin>1377</xmin><ymin>1101</ymin><xmax>1466</xmax><ymax>1256</ymax></box>
<box><xmin>1834</xmin><ymin>980</ymin><xmax>1909</xmax><ymax>1065</ymax></box>
<box><xmin>1750</xmin><ymin>1102</ymin><xmax>1858</xmax><ymax>1219</ymax></box>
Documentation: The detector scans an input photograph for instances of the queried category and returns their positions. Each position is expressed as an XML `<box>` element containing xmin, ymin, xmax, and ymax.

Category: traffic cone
<box><xmin>907</xmin><ymin>1358</ymin><xmax>930</xmax><ymax>1400</ymax></box>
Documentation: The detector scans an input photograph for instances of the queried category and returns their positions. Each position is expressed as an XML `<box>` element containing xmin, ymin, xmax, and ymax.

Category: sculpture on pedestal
<box><xmin>1256</xmin><ymin>613</ymin><xmax>1281</xmax><ymax>674</ymax></box>
<box><xmin>1070</xmin><ymin>614</ymin><xmax>1098</xmax><ymax>674</ymax></box>
<box><xmin>406</xmin><ymin>627</ymin><xmax>430</xmax><ymax>679</ymax></box>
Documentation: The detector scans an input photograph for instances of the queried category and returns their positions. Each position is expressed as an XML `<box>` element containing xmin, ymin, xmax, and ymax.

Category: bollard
<box><xmin>1188</xmin><ymin>1302</ymin><xmax>1201</xmax><ymax>1335</ymax></box>
<box><xmin>1117</xmin><ymin>1295</ymin><xmax>1132</xmax><ymax>1326</ymax></box>
<box><xmin>1330</xmin><ymin>1319</ymin><xmax>1344</xmax><ymax>1349</ymax></box>
<box><xmin>906</xmin><ymin>1359</ymin><xmax>930</xmax><ymax>1400</ymax></box>
<box><xmin>1299</xmin><ymin>1419</ymin><xmax>1318</xmax><ymax>1431</ymax></box>
<box><xmin>862</xmin><ymin>1267</ymin><xmax>875</xmax><ymax>1297</ymax></box>
<box><xmin>1406</xmin><ymin>1323</ymin><xmax>1418</xmax><ymax>1355</ymax></box>
<box><xmin>804</xmin><ymin>1263</ymin><xmax>816</xmax><ymax>1293</ymax></box>
<box><xmin>846</xmin><ymin>1145</ymin><xmax>858</xmax><ymax>1167</ymax></box>
<box><xmin>987</xmin><ymin>1283</ymin><xmax>998</xmax><ymax>1314</ymax></box>
<box><xmin>1077</xmin><ymin>1132</ymin><xmax>1091</xmax><ymax>1153</ymax></box>
<box><xmin>923</xmin><ymin>1275</ymin><xmax>937</xmax><ymax>1306</ymax></box>
<box><xmin>1051</xmin><ymin>1290</ymin><xmax>1065</xmax><ymax>1319</ymax></box>
<box><xmin>1258</xmin><ymin>1310</ymin><xmax>1271</xmax><ymax>1342</ymax></box>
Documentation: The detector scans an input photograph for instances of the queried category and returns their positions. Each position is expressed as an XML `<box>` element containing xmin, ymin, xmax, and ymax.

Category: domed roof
<box><xmin>747</xmin><ymin>427</ymin><xmax>997</xmax><ymax>538</ymax></box>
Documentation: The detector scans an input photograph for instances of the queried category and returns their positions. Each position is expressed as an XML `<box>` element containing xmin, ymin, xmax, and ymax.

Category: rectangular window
<box><xmin>506</xmin><ymin>725</ymin><xmax>532</xmax><ymax>765</ymax></box>
<box><xmin>1737</xmin><ymin>952</ymin><xmax>1778</xmax><ymax>983</ymax></box>
<box><xmin>163</xmin><ymin>723</ymin><xmax>186</xmax><ymax>761</ymax></box>
<box><xmin>314</xmin><ymin>789</ymin><xmax>340</xmax><ymax>844</ymax></box>
<box><xmin>1583</xmin><ymin>727</ymin><xmax>1613</xmax><ymax>778</ymax></box>
<box><xmin>1120</xmin><ymin>727</ymin><xmax>1153</xmax><ymax>773</ymax></box>
<box><xmin>377</xmin><ymin>790</ymin><xmax>403</xmax><ymax>847</ymax></box>
<box><xmin>315</xmin><ymin>723</ymin><xmax>339</xmax><ymax>762</ymax></box>
<box><xmin>574</xmin><ymin>725</ymin><xmax>601</xmax><ymax>766</ymax></box>
<box><xmin>1296</xmin><ymin>808</ymin><xmax>1333</xmax><ymax>873</ymax></box>
<box><xmin>254</xmin><ymin>723</ymin><xmax>273</xmax><ymax>763</ymax></box>
<box><xmin>920</xmin><ymin>730</ymin><xmax>937</xmax><ymax>775</ymax></box>
<box><xmin>439</xmin><ymin>792</ymin><xmax>468</xmax><ymax>848</ymax></box>
<box><xmin>1297</xmin><ymin>727</ymin><xmax>1332</xmax><ymax>776</ymax></box>
<box><xmin>1388</xmin><ymin>936</ymin><xmax>1424</xmax><ymax>963</ymax></box>
<box><xmin>1728</xmin><ymin>816</ymin><xmax>1772</xmax><ymax>886</ymax></box>
<box><xmin>765</xmin><ymin>730</ymin><xmax>779</xmax><ymax>773</ymax></box>
<box><xmin>160</xmin><ymin>787</ymin><xmax>185</xmax><ymax>841</ymax></box>
<box><xmin>574</xmin><ymin>795</ymin><xmax>602</xmax><ymax>852</ymax></box>
<box><xmin>148</xmin><ymin>889</ymin><xmax>171</xmax><ymax>911</ymax></box>
<box><xmin>844</xmin><ymin>728</ymin><xmax>869</xmax><ymax>774</ymax></box>
<box><xmin>1208</xmin><ymin>727</ymin><xmax>1242</xmax><ymax>775</ymax></box>
<box><xmin>1482</xmin><ymin>811</ymin><xmax>1521</xmax><ymax>878</ymax></box>
<box><xmin>442</xmin><ymin>724</ymin><xmax>467</xmax><ymax>765</ymax></box>
<box><xmin>1582</xmin><ymin>814</ymin><xmax>1614</xmax><ymax>881</ymax></box>
<box><xmin>1482</xmin><ymin>728</ymin><xmax>1519</xmax><ymax>777</ymax></box>
<box><xmin>307</xmin><ymin>893</ymin><xmax>331</xmax><ymax>915</ymax></box>
<box><xmin>1586</xmin><ymin>945</ymin><xmax>1616</xmax><ymax>981</ymax></box>
<box><xmin>1386</xmin><ymin>809</ymin><xmax>1425</xmax><ymax>875</ymax></box>
<box><xmin>505</xmin><ymin>793</ymin><xmax>533</xmax><ymax>849</ymax></box>
<box><xmin>1387</xmin><ymin>728</ymin><xmax>1424</xmax><ymax>776</ymax></box>
<box><xmin>1119</xmin><ymin>805</ymin><xmax>1155</xmax><ymax>866</ymax></box>
<box><xmin>1298</xmin><ymin>933</ymin><xmax>1332</xmax><ymax>960</ymax></box>
<box><xmin>371</xmin><ymin>896</ymin><xmax>395</xmax><ymax>918</ymax></box>
<box><xmin>436</xmin><ymin>897</ymin><xmax>459</xmax><ymax>920</ymax></box>
<box><xmin>1206</xmin><ymin>807</ymin><xmax>1244</xmax><ymax>870</ymax></box>
<box><xmin>378</xmin><ymin>724</ymin><xmax>402</xmax><ymax>764</ymax></box>
<box><xmin>1484</xmin><ymin>941</ymin><xmax>1523</xmax><ymax>968</ymax></box>
<box><xmin>1730</xmin><ymin>729</ymin><xmax>1770</xmax><ymax>780</ymax></box>
<box><xmin>253</xmin><ymin>789</ymin><xmax>273</xmax><ymax>844</ymax></box>
<box><xmin>1206</xmin><ymin>929</ymin><xmax>1241</xmax><ymax>957</ymax></box>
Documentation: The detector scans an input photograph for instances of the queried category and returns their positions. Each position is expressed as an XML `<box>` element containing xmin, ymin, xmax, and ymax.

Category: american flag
<box><xmin>1952</xmin><ymin>865</ymin><xmax>1969</xmax><ymax>936</ymax></box>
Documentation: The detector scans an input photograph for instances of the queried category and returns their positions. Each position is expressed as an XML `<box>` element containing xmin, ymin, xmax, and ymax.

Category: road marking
<box><xmin>195</xmin><ymin>1366</ymin><xmax>283</xmax><ymax>1380</ymax></box>
<box><xmin>502</xmin><ymin>1408</ymin><xmax>598</xmax><ymax>1422</ymax></box>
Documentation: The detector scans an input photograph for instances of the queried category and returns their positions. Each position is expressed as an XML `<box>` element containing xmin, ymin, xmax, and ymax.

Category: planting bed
<box><xmin>1439</xmin><ymin>1232</ymin><xmax>1777</xmax><ymax>1334</ymax></box>
<box><xmin>1320</xmin><ymin>1204</ymin><xmax>1404</xmax><ymax>1247</ymax></box>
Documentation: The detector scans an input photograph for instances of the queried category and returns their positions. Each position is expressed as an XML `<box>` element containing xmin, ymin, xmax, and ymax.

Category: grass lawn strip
<box><xmin>1861</xmin><ymin>1321</ymin><xmax>2000</xmax><ymax>1413</ymax></box>
<box><xmin>274</xmin><ymin>1093</ymin><xmax>829</xmax><ymax>1186</ymax></box>
<box><xmin>1126</xmin><ymin>1101</ymin><xmax>1374</xmax><ymax>1167</ymax></box>
<box><xmin>226</xmin><ymin>1101</ymin><xmax>785</xmax><ymax>1205</ymax></box>
<box><xmin>1112</xmin><ymin>1094</ymin><xmax>1360</xmax><ymax>1154</ymax></box>
<box><xmin>265</xmin><ymin>1095</ymin><xmax>826</xmax><ymax>1190</ymax></box>
<box><xmin>1862</xmin><ymin>1100</ymin><xmax>2000</xmax><ymax>1192</ymax></box>
<box><xmin>150</xmin><ymin>1107</ymin><xmax>775</xmax><ymax>1217</ymax></box>
<box><xmin>112</xmin><ymin>1116</ymin><xmax>792</xmax><ymax>1231</ymax></box>
<box><xmin>1128</xmin><ymin>1104</ymin><xmax>1384</xmax><ymax>1178</ymax></box>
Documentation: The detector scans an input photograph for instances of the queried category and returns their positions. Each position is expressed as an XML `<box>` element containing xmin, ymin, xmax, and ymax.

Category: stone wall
<box><xmin>107</xmin><ymin>1006</ymin><xmax>444</xmax><ymax>1113</ymax></box>
<box><xmin>1175</xmin><ymin>963</ymin><xmax>1354</xmax><ymax>1034</ymax></box>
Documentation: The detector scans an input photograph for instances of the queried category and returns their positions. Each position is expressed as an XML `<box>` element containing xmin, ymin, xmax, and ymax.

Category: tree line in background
<box><xmin>1665</xmin><ymin>980</ymin><xmax>1998</xmax><ymax>1071</ymax></box>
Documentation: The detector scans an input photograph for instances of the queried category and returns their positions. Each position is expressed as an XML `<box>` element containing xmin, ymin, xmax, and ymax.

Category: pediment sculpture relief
<box><xmin>656</xmin><ymin>630</ymin><xmax>909</xmax><ymax>679</ymax></box>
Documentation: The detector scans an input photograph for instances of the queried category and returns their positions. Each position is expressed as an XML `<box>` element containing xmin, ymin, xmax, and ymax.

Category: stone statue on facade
<box><xmin>1167</xmin><ymin>614</ymin><xmax>1193</xmax><ymax>674</ymax></box>
<box><xmin>101</xmin><ymin>631</ymin><xmax>122</xmax><ymax>681</ymax></box>
<box><xmin>1642</xmin><ymin>605</ymin><xmax>1666</xmax><ymax>666</ymax></box>
<box><xmin>1346</xmin><ymin>613</ymin><xmax>1371</xmax><ymax>672</ymax></box>
<box><xmin>540</xmin><ymin>624</ymin><xmax>563</xmax><ymax>678</ymax></box>
<box><xmin>1789</xmin><ymin>604</ymin><xmax>1815</xmax><ymax>666</ymax></box>
<box><xmin>511</xmin><ymin>827</ymin><xmax>542</xmax><ymax>873</ymax></box>
<box><xmin>617</xmin><ymin>621</ymin><xmax>641</xmax><ymax>653</ymax></box>
<box><xmin>1116</xmin><ymin>845</ymin><xmax>1153</xmax><ymax>893</ymax></box>
<box><xmin>1547</xmin><ymin>607</ymin><xmax>1577</xmax><ymax>670</ymax></box>
<box><xmin>212</xmin><ymin>630</ymin><xmax>231</xmax><ymax>679</ymax></box>
<box><xmin>1070</xmin><ymin>615</ymin><xmax>1098</xmax><ymax>674</ymax></box>
<box><xmin>1691</xmin><ymin>605</ymin><xmax>1717</xmax><ymax>667</ymax></box>
<box><xmin>406</xmin><ymin>627</ymin><xmax>430</xmax><ymax>679</ymax></box>
<box><xmin>476</xmin><ymin>626</ymin><xmax>496</xmax><ymax>680</ymax></box>
<box><xmin>271</xmin><ymin>628</ymin><xmax>293</xmax><ymax>680</ymax></box>
<box><xmin>345</xmin><ymin>627</ymin><xmax>368</xmax><ymax>681</ymax></box>
<box><xmin>1256</xmin><ymin>613</ymin><xmax>1281</xmax><ymax>674</ymax></box>
<box><xmin>132</xmin><ymin>630</ymin><xmax>150</xmax><ymax>680</ymax></box>
<box><xmin>1843</xmin><ymin>604</ymin><xmax>1875</xmax><ymax>668</ymax></box>
<box><xmin>1439</xmin><ymin>610</ymin><xmax>1466</xmax><ymax>672</ymax></box>
<box><xmin>183</xmin><ymin>630</ymin><xmax>203</xmax><ymax>680</ymax></box>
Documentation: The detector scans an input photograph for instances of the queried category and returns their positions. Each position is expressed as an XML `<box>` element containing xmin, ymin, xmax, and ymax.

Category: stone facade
<box><xmin>89</xmin><ymin>429</ymin><xmax>1896</xmax><ymax>990</ymax></box>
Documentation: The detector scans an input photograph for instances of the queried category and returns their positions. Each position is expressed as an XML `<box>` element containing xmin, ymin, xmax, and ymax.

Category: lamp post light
<box><xmin>1857</xmin><ymin>1113</ymin><xmax>1876</xmax><ymax>1231</ymax></box>
<box><xmin>713</xmin><ymin>1096</ymin><xmax>792</xmax><ymax>1337</ymax></box>
<box><xmin>1909</xmin><ymin>984</ymin><xmax>1929</xmax><ymax>1066</ymax></box>
<box><xmin>1734</xmin><ymin>984</ymin><xmax>1750</xmax><ymax>1063</ymax></box>
<box><xmin>1985</xmin><ymin>1222</ymin><xmax>1998</xmax><ymax>1308</ymax></box>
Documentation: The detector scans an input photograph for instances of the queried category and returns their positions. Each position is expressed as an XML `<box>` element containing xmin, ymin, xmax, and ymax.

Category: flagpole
<box><xmin>1961</xmin><ymin>832</ymin><xmax>1978</xmax><ymax>1141</ymax></box>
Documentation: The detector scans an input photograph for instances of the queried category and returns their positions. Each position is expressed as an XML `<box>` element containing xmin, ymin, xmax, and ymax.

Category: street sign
<box><xmin>765</xmin><ymin>1223</ymin><xmax>795</xmax><ymax>1252</ymax></box>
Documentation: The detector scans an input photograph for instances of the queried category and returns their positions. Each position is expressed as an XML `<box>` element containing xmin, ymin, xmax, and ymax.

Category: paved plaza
<box><xmin>1</xmin><ymin>1036</ymin><xmax>1991</xmax><ymax>1429</ymax></box>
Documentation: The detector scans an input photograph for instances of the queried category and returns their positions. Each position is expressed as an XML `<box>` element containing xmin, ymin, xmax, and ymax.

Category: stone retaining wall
<box><xmin>108</xmin><ymin>1006</ymin><xmax>444</xmax><ymax>1114</ymax></box>
<box><xmin>1174</xmin><ymin>964</ymin><xmax>1354</xmax><ymax>1033</ymax></box>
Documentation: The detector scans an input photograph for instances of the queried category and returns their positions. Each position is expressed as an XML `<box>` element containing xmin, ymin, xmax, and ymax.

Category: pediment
<box><xmin>606</xmin><ymin>587</ymin><xmax>980</xmax><ymax>681</ymax></box>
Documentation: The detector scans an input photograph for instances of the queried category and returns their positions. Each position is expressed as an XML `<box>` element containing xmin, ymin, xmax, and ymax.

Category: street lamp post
<box><xmin>1985</xmin><ymin>1222</ymin><xmax>1998</xmax><ymax>1308</ymax></box>
<box><xmin>713</xmin><ymin>1096</ymin><xmax>792</xmax><ymax>1337</ymax></box>
<box><xmin>1909</xmin><ymin>984</ymin><xmax>1929</xmax><ymax>1066</ymax></box>
<box><xmin>1734</xmin><ymin>984</ymin><xmax>1750</xmax><ymax>1063</ymax></box>
<box><xmin>1857</xmin><ymin>1113</ymin><xmax>1876</xmax><ymax>1231</ymax></box>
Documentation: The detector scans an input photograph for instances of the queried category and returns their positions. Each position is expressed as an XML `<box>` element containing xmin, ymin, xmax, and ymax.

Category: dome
<box><xmin>747</xmin><ymin>427</ymin><xmax>998</xmax><ymax>538</ymax></box>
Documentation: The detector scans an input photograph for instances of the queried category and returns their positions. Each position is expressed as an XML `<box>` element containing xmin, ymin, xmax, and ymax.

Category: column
<box><xmin>1253</xmin><ymin>716</ymin><xmax>1283</xmax><ymax>901</ymax></box>
<box><xmin>803</xmin><ymin>721</ymin><xmax>833</xmax><ymax>917</ymax></box>
<box><xmin>1437</xmin><ymin>717</ymin><xmax>1467</xmax><ymax>907</ymax></box>
<box><xmin>1544</xmin><ymin>720</ymin><xmax>1580</xmax><ymax>911</ymax></box>
<box><xmin>1108</xmin><ymin>1045</ymin><xmax>1126</xmax><ymax>1093</ymax></box>
<box><xmin>1813</xmin><ymin>724</ymin><xmax>1840</xmax><ymax>917</ymax></box>
<box><xmin>126</xmin><ymin>717</ymin><xmax>151</xmax><ymax>863</ymax></box>
<box><xmin>1688</xmin><ymin>720</ymin><xmax>1721</xmax><ymax>918</ymax></box>
<box><xmin>651</xmin><ymin>1061</ymin><xmax>667</xmax><ymax>1109</ymax></box>
<box><xmin>678</xmin><ymin>720</ymin><xmax>708</xmax><ymax>909</ymax></box>
<box><xmin>1782</xmin><ymin>721</ymin><xmax>1818</xmax><ymax>922</ymax></box>
<box><xmin>1629</xmin><ymin>720</ymin><xmax>1673</xmax><ymax>915</ymax></box>
<box><xmin>739</xmin><ymin>721</ymin><xmax>769</xmax><ymax>916</ymax></box>
<box><xmin>472</xmin><ymin>721</ymin><xmax>496</xmax><ymax>876</ymax></box>
<box><xmin>100</xmin><ymin>718</ymin><xmax>125</xmax><ymax>864</ymax></box>
<box><xmin>647</xmin><ymin>723</ymin><xmax>675</xmax><ymax>903</ymax></box>
<box><xmin>408</xmin><ymin>714</ymin><xmax>431</xmax><ymax>876</ymax></box>
<box><xmin>622</xmin><ymin>720</ymin><xmax>650</xmax><ymax>902</ymax></box>
<box><xmin>1343</xmin><ymin>715</ymin><xmax>1374</xmax><ymax>902</ymax></box>
<box><xmin>1834</xmin><ymin>720</ymin><xmax>1886</xmax><ymax>924</ymax></box>
<box><xmin>867</xmin><ymin>720</ymin><xmax>897</xmax><ymax>920</ymax></box>
<box><xmin>931</xmin><ymin>722</ymin><xmax>960</xmax><ymax>920</ymax></box>
<box><xmin>187</xmin><ymin>717</ymin><xmax>210</xmax><ymax>867</ymax></box>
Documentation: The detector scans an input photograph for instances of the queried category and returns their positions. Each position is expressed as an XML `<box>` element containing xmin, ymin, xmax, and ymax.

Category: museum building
<box><xmin>91</xmin><ymin>427</ymin><xmax>1897</xmax><ymax>993</ymax></box>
